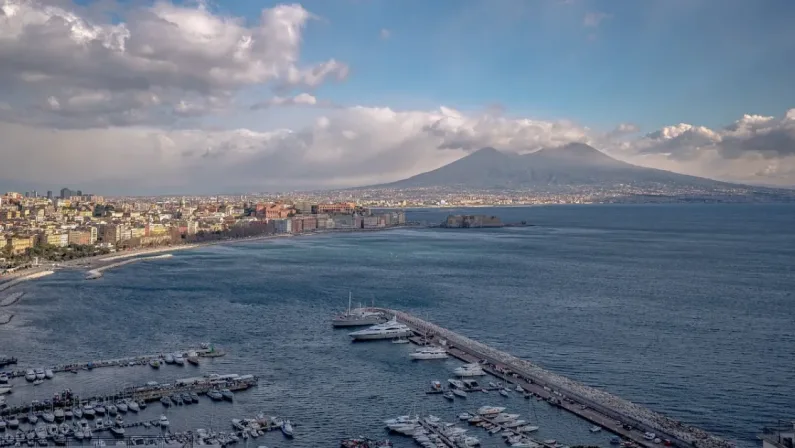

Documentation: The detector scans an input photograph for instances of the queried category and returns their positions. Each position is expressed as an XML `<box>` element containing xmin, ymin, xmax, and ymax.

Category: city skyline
<box><xmin>1</xmin><ymin>0</ymin><xmax>794</xmax><ymax>194</ymax></box>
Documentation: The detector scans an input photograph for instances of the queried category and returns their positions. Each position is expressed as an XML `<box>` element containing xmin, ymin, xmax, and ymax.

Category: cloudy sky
<box><xmin>1</xmin><ymin>0</ymin><xmax>794</xmax><ymax>194</ymax></box>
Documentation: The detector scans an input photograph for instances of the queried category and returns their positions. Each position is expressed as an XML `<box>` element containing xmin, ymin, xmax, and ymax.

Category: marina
<box><xmin>366</xmin><ymin>308</ymin><xmax>732</xmax><ymax>448</ymax></box>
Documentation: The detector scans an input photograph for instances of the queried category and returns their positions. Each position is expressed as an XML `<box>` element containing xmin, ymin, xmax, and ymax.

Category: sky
<box><xmin>1</xmin><ymin>0</ymin><xmax>795</xmax><ymax>194</ymax></box>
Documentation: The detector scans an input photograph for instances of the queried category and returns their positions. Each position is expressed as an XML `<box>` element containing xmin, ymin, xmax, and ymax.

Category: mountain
<box><xmin>372</xmin><ymin>143</ymin><xmax>731</xmax><ymax>190</ymax></box>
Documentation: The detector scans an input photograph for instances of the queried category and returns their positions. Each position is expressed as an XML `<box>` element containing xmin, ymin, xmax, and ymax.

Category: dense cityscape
<box><xmin>0</xmin><ymin>187</ymin><xmax>407</xmax><ymax>272</ymax></box>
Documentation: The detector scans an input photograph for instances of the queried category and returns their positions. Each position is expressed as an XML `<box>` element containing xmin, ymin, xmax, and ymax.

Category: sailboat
<box><xmin>331</xmin><ymin>292</ymin><xmax>386</xmax><ymax>327</ymax></box>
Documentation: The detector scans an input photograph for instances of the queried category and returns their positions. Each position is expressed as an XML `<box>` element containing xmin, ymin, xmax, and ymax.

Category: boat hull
<box><xmin>332</xmin><ymin>317</ymin><xmax>386</xmax><ymax>327</ymax></box>
<box><xmin>349</xmin><ymin>330</ymin><xmax>414</xmax><ymax>341</ymax></box>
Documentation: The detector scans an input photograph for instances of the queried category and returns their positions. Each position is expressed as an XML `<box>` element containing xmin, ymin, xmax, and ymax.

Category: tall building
<box><xmin>60</xmin><ymin>187</ymin><xmax>72</xmax><ymax>199</ymax></box>
<box><xmin>46</xmin><ymin>191</ymin><xmax>53</xmax><ymax>200</ymax></box>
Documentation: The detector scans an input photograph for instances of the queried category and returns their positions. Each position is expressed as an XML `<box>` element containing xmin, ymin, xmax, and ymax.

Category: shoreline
<box><xmin>0</xmin><ymin>224</ymin><xmax>424</xmax><ymax>288</ymax></box>
<box><xmin>0</xmin><ymin>291</ymin><xmax>25</xmax><ymax>307</ymax></box>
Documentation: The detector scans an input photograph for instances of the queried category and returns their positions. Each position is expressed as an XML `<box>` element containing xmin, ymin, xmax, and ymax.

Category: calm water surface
<box><xmin>2</xmin><ymin>204</ymin><xmax>793</xmax><ymax>448</ymax></box>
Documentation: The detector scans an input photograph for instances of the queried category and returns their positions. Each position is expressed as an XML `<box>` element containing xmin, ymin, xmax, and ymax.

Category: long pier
<box><xmin>370</xmin><ymin>308</ymin><xmax>731</xmax><ymax>448</ymax></box>
<box><xmin>0</xmin><ymin>375</ymin><xmax>257</xmax><ymax>417</ymax></box>
<box><xmin>86</xmin><ymin>254</ymin><xmax>174</xmax><ymax>279</ymax></box>
<box><xmin>4</xmin><ymin>346</ymin><xmax>225</xmax><ymax>379</ymax></box>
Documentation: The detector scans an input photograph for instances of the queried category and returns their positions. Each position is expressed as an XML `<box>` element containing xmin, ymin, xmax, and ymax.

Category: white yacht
<box><xmin>410</xmin><ymin>346</ymin><xmax>448</xmax><ymax>360</ymax></box>
<box><xmin>34</xmin><ymin>369</ymin><xmax>45</xmax><ymax>380</ymax></box>
<box><xmin>25</xmin><ymin>370</ymin><xmax>36</xmax><ymax>382</ymax></box>
<box><xmin>158</xmin><ymin>415</ymin><xmax>170</xmax><ymax>427</ymax></box>
<box><xmin>173</xmin><ymin>354</ymin><xmax>185</xmax><ymax>366</ymax></box>
<box><xmin>477</xmin><ymin>406</ymin><xmax>506</xmax><ymax>416</ymax></box>
<box><xmin>332</xmin><ymin>293</ymin><xmax>387</xmax><ymax>327</ymax></box>
<box><xmin>164</xmin><ymin>354</ymin><xmax>174</xmax><ymax>364</ymax></box>
<box><xmin>348</xmin><ymin>317</ymin><xmax>413</xmax><ymax>341</ymax></box>
<box><xmin>44</xmin><ymin>369</ymin><xmax>54</xmax><ymax>379</ymax></box>
<box><xmin>454</xmin><ymin>363</ymin><xmax>486</xmax><ymax>377</ymax></box>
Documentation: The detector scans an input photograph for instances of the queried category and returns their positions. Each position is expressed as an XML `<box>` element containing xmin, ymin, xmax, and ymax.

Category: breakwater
<box><xmin>0</xmin><ymin>270</ymin><xmax>53</xmax><ymax>292</ymax></box>
<box><xmin>371</xmin><ymin>308</ymin><xmax>731</xmax><ymax>448</ymax></box>
<box><xmin>86</xmin><ymin>254</ymin><xmax>174</xmax><ymax>279</ymax></box>
<box><xmin>0</xmin><ymin>291</ymin><xmax>25</xmax><ymax>307</ymax></box>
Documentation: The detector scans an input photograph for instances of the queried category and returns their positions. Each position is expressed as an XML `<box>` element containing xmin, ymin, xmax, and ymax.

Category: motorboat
<box><xmin>189</xmin><ymin>392</ymin><xmax>200</xmax><ymax>403</ymax></box>
<box><xmin>42</xmin><ymin>411</ymin><xmax>55</xmax><ymax>423</ymax></box>
<box><xmin>590</xmin><ymin>425</ymin><xmax>602</xmax><ymax>433</ymax></box>
<box><xmin>107</xmin><ymin>404</ymin><xmax>117</xmax><ymax>415</ymax></box>
<box><xmin>158</xmin><ymin>415</ymin><xmax>170</xmax><ymax>428</ymax></box>
<box><xmin>391</xmin><ymin>337</ymin><xmax>410</xmax><ymax>344</ymax></box>
<box><xmin>462</xmin><ymin>379</ymin><xmax>480</xmax><ymax>389</ymax></box>
<box><xmin>458</xmin><ymin>413</ymin><xmax>473</xmax><ymax>421</ymax></box>
<box><xmin>53</xmin><ymin>408</ymin><xmax>64</xmax><ymax>420</ymax></box>
<box><xmin>137</xmin><ymin>400</ymin><xmax>146</xmax><ymax>410</ymax></box>
<box><xmin>64</xmin><ymin>409</ymin><xmax>73</xmax><ymax>419</ymax></box>
<box><xmin>448</xmin><ymin>378</ymin><xmax>466</xmax><ymax>389</ymax></box>
<box><xmin>0</xmin><ymin>373</ymin><xmax>9</xmax><ymax>384</ymax></box>
<box><xmin>443</xmin><ymin>391</ymin><xmax>455</xmax><ymax>400</ymax></box>
<box><xmin>127</xmin><ymin>401</ymin><xmax>140</xmax><ymax>413</ymax></box>
<box><xmin>44</xmin><ymin>370</ymin><xmax>54</xmax><ymax>379</ymax></box>
<box><xmin>454</xmin><ymin>363</ymin><xmax>486</xmax><ymax>377</ymax></box>
<box><xmin>47</xmin><ymin>424</ymin><xmax>58</xmax><ymax>438</ymax></box>
<box><xmin>149</xmin><ymin>360</ymin><xmax>160</xmax><ymax>369</ymax></box>
<box><xmin>477</xmin><ymin>406</ymin><xmax>506</xmax><ymax>416</ymax></box>
<box><xmin>332</xmin><ymin>293</ymin><xmax>387</xmax><ymax>327</ymax></box>
<box><xmin>94</xmin><ymin>403</ymin><xmax>106</xmax><ymax>415</ymax></box>
<box><xmin>280</xmin><ymin>420</ymin><xmax>294</xmax><ymax>438</ymax></box>
<box><xmin>493</xmin><ymin>413</ymin><xmax>520</xmax><ymax>423</ymax></box>
<box><xmin>25</xmin><ymin>370</ymin><xmax>36</xmax><ymax>382</ymax></box>
<box><xmin>187</xmin><ymin>352</ymin><xmax>200</xmax><ymax>366</ymax></box>
<box><xmin>515</xmin><ymin>385</ymin><xmax>524</xmax><ymax>393</ymax></box>
<box><xmin>348</xmin><ymin>318</ymin><xmax>413</xmax><ymax>341</ymax></box>
<box><xmin>171</xmin><ymin>394</ymin><xmax>183</xmax><ymax>405</ymax></box>
<box><xmin>109</xmin><ymin>425</ymin><xmax>125</xmax><ymax>438</ymax></box>
<box><xmin>164</xmin><ymin>354</ymin><xmax>174</xmax><ymax>364</ymax></box>
<box><xmin>34</xmin><ymin>369</ymin><xmax>45</xmax><ymax>380</ymax></box>
<box><xmin>500</xmin><ymin>389</ymin><xmax>510</xmax><ymax>397</ymax></box>
<box><xmin>207</xmin><ymin>390</ymin><xmax>223</xmax><ymax>401</ymax></box>
<box><xmin>0</xmin><ymin>386</ymin><xmax>11</xmax><ymax>395</ymax></box>
<box><xmin>181</xmin><ymin>393</ymin><xmax>193</xmax><ymax>404</ymax></box>
<box><xmin>28</xmin><ymin>413</ymin><xmax>39</xmax><ymax>424</ymax></box>
<box><xmin>159</xmin><ymin>397</ymin><xmax>171</xmax><ymax>407</ymax></box>
<box><xmin>452</xmin><ymin>389</ymin><xmax>468</xmax><ymax>398</ymax></box>
<box><xmin>220</xmin><ymin>389</ymin><xmax>234</xmax><ymax>401</ymax></box>
<box><xmin>174</xmin><ymin>355</ymin><xmax>185</xmax><ymax>366</ymax></box>
<box><xmin>95</xmin><ymin>419</ymin><xmax>105</xmax><ymax>431</ymax></box>
<box><xmin>410</xmin><ymin>346</ymin><xmax>448</xmax><ymax>360</ymax></box>
<box><xmin>516</xmin><ymin>426</ymin><xmax>539</xmax><ymax>433</ymax></box>
<box><xmin>116</xmin><ymin>401</ymin><xmax>128</xmax><ymax>413</ymax></box>
<box><xmin>72</xmin><ymin>407</ymin><xmax>83</xmax><ymax>419</ymax></box>
<box><xmin>58</xmin><ymin>423</ymin><xmax>70</xmax><ymax>435</ymax></box>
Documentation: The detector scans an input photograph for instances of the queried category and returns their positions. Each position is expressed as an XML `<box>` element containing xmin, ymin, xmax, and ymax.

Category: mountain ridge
<box><xmin>368</xmin><ymin>143</ymin><xmax>736</xmax><ymax>190</ymax></box>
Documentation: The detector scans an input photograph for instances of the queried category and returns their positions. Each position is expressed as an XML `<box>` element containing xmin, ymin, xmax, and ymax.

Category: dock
<box><xmin>369</xmin><ymin>308</ymin><xmax>731</xmax><ymax>448</ymax></box>
<box><xmin>0</xmin><ymin>374</ymin><xmax>257</xmax><ymax>417</ymax></box>
<box><xmin>4</xmin><ymin>346</ymin><xmax>225</xmax><ymax>379</ymax></box>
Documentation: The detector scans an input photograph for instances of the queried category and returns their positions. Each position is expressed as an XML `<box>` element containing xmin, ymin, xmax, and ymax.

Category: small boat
<box><xmin>164</xmin><ymin>355</ymin><xmax>174</xmax><ymax>364</ymax></box>
<box><xmin>109</xmin><ymin>425</ymin><xmax>125</xmax><ymax>438</ymax></box>
<box><xmin>173</xmin><ymin>355</ymin><xmax>185</xmax><ymax>366</ymax></box>
<box><xmin>95</xmin><ymin>419</ymin><xmax>104</xmax><ymax>431</ymax></box>
<box><xmin>392</xmin><ymin>337</ymin><xmax>410</xmax><ymax>344</ymax></box>
<box><xmin>149</xmin><ymin>360</ymin><xmax>160</xmax><ymax>369</ymax></box>
<box><xmin>158</xmin><ymin>415</ymin><xmax>169</xmax><ymax>427</ymax></box>
<box><xmin>500</xmin><ymin>389</ymin><xmax>510</xmax><ymax>397</ymax></box>
<box><xmin>515</xmin><ymin>385</ymin><xmax>524</xmax><ymax>393</ymax></box>
<box><xmin>28</xmin><ymin>413</ymin><xmax>39</xmax><ymax>424</ymax></box>
<box><xmin>44</xmin><ymin>370</ymin><xmax>54</xmax><ymax>380</ymax></box>
<box><xmin>107</xmin><ymin>405</ymin><xmax>117</xmax><ymax>415</ymax></box>
<box><xmin>458</xmin><ymin>413</ymin><xmax>472</xmax><ymax>421</ymax></box>
<box><xmin>116</xmin><ymin>401</ymin><xmax>128</xmax><ymax>413</ymax></box>
<box><xmin>83</xmin><ymin>404</ymin><xmax>96</xmax><ymax>419</ymax></box>
<box><xmin>53</xmin><ymin>408</ymin><xmax>64</xmax><ymax>420</ymax></box>
<box><xmin>94</xmin><ymin>403</ymin><xmax>106</xmax><ymax>415</ymax></box>
<box><xmin>187</xmin><ymin>352</ymin><xmax>200</xmax><ymax>366</ymax></box>
<box><xmin>280</xmin><ymin>420</ymin><xmax>294</xmax><ymax>438</ymax></box>
<box><xmin>159</xmin><ymin>397</ymin><xmax>171</xmax><ymax>407</ymax></box>
<box><xmin>452</xmin><ymin>389</ymin><xmax>467</xmax><ymax>398</ymax></box>
<box><xmin>58</xmin><ymin>423</ymin><xmax>70</xmax><ymax>435</ymax></box>
<box><xmin>34</xmin><ymin>369</ymin><xmax>45</xmax><ymax>380</ymax></box>
<box><xmin>0</xmin><ymin>373</ymin><xmax>8</xmax><ymax>384</ymax></box>
<box><xmin>517</xmin><ymin>425</ymin><xmax>539</xmax><ymax>433</ymax></box>
<box><xmin>73</xmin><ymin>407</ymin><xmax>83</xmax><ymax>419</ymax></box>
<box><xmin>171</xmin><ymin>394</ymin><xmax>183</xmax><ymax>405</ymax></box>
<box><xmin>33</xmin><ymin>379</ymin><xmax>44</xmax><ymax>386</ymax></box>
<box><xmin>206</xmin><ymin>390</ymin><xmax>223</xmax><ymax>401</ymax></box>
<box><xmin>220</xmin><ymin>389</ymin><xmax>234</xmax><ymax>401</ymax></box>
<box><xmin>127</xmin><ymin>401</ymin><xmax>140</xmax><ymax>413</ymax></box>
<box><xmin>181</xmin><ymin>393</ymin><xmax>193</xmax><ymax>404</ymax></box>
<box><xmin>189</xmin><ymin>392</ymin><xmax>199</xmax><ymax>403</ymax></box>
<box><xmin>64</xmin><ymin>409</ymin><xmax>73</xmax><ymax>419</ymax></box>
<box><xmin>590</xmin><ymin>425</ymin><xmax>602</xmax><ymax>433</ymax></box>
<box><xmin>42</xmin><ymin>412</ymin><xmax>55</xmax><ymax>423</ymax></box>
<box><xmin>137</xmin><ymin>400</ymin><xmax>146</xmax><ymax>410</ymax></box>
<box><xmin>442</xmin><ymin>391</ymin><xmax>455</xmax><ymax>400</ymax></box>
<box><xmin>25</xmin><ymin>370</ymin><xmax>36</xmax><ymax>382</ymax></box>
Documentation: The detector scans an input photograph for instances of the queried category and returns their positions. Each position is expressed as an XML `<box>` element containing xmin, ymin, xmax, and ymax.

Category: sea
<box><xmin>1</xmin><ymin>204</ymin><xmax>793</xmax><ymax>448</ymax></box>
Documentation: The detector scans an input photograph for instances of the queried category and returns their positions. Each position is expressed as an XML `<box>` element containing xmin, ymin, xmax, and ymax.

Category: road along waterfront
<box><xmin>370</xmin><ymin>308</ymin><xmax>732</xmax><ymax>448</ymax></box>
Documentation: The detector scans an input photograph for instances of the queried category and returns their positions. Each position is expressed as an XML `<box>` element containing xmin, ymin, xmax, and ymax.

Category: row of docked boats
<box><xmin>456</xmin><ymin>407</ymin><xmax>541</xmax><ymax>448</ymax></box>
<box><xmin>385</xmin><ymin>414</ymin><xmax>480</xmax><ymax>448</ymax></box>
<box><xmin>158</xmin><ymin>392</ymin><xmax>200</xmax><ymax>407</ymax></box>
<box><xmin>22</xmin><ymin>369</ymin><xmax>53</xmax><ymax>385</ymax></box>
<box><xmin>148</xmin><ymin>351</ymin><xmax>200</xmax><ymax>369</ymax></box>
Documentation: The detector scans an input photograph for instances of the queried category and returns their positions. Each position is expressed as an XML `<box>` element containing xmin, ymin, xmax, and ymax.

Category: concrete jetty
<box><xmin>5</xmin><ymin>345</ymin><xmax>225</xmax><ymax>379</ymax></box>
<box><xmin>86</xmin><ymin>254</ymin><xmax>174</xmax><ymax>279</ymax></box>
<box><xmin>370</xmin><ymin>308</ymin><xmax>731</xmax><ymax>448</ymax></box>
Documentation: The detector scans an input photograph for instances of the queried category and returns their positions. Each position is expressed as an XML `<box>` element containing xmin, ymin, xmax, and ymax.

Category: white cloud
<box><xmin>250</xmin><ymin>93</ymin><xmax>319</xmax><ymax>110</ymax></box>
<box><xmin>583</xmin><ymin>12</ymin><xmax>612</xmax><ymax>27</ymax></box>
<box><xmin>0</xmin><ymin>0</ymin><xmax>348</xmax><ymax>127</ymax></box>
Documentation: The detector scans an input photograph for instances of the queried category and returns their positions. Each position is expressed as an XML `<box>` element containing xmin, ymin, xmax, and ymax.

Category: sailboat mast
<box><xmin>348</xmin><ymin>292</ymin><xmax>352</xmax><ymax>314</ymax></box>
